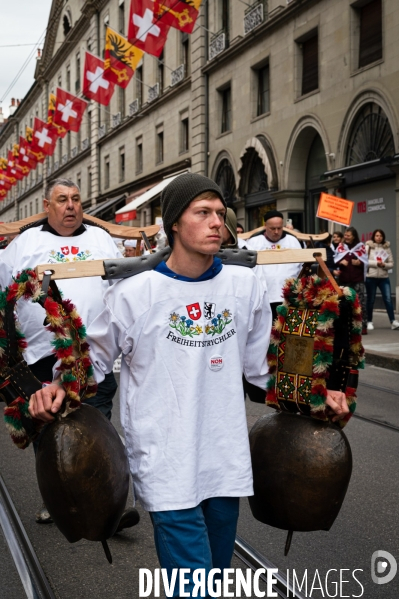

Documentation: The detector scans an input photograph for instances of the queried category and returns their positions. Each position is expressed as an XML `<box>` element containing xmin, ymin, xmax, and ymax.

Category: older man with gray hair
<box><xmin>0</xmin><ymin>178</ymin><xmax>139</xmax><ymax>530</ymax></box>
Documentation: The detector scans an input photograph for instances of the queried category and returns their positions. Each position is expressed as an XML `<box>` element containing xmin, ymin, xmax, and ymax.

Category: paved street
<box><xmin>1</xmin><ymin>364</ymin><xmax>398</xmax><ymax>598</ymax></box>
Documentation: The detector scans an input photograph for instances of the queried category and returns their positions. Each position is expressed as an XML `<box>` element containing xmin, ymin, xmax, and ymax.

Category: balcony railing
<box><xmin>112</xmin><ymin>112</ymin><xmax>122</xmax><ymax>128</ymax></box>
<box><xmin>171</xmin><ymin>64</ymin><xmax>185</xmax><ymax>87</ymax></box>
<box><xmin>209</xmin><ymin>31</ymin><xmax>226</xmax><ymax>60</ymax></box>
<box><xmin>244</xmin><ymin>3</ymin><xmax>264</xmax><ymax>35</ymax></box>
<box><xmin>148</xmin><ymin>83</ymin><xmax>160</xmax><ymax>103</ymax></box>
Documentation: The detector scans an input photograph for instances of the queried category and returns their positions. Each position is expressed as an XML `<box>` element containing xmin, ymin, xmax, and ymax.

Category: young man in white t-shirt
<box><xmin>30</xmin><ymin>174</ymin><xmax>349</xmax><ymax>596</ymax></box>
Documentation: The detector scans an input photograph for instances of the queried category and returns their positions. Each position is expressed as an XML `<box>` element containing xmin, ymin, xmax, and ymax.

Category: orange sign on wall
<box><xmin>316</xmin><ymin>193</ymin><xmax>354</xmax><ymax>226</ymax></box>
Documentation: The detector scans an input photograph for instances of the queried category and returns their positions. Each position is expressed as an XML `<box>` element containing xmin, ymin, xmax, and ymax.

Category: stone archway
<box><xmin>284</xmin><ymin>116</ymin><xmax>330</xmax><ymax>233</ymax></box>
<box><xmin>211</xmin><ymin>151</ymin><xmax>238</xmax><ymax>207</ymax></box>
<box><xmin>337</xmin><ymin>88</ymin><xmax>399</xmax><ymax>167</ymax></box>
<box><xmin>237</xmin><ymin>136</ymin><xmax>278</xmax><ymax>230</ymax></box>
<box><xmin>238</xmin><ymin>136</ymin><xmax>277</xmax><ymax>194</ymax></box>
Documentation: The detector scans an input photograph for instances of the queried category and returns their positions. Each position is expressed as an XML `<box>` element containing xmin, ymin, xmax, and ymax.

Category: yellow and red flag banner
<box><xmin>17</xmin><ymin>137</ymin><xmax>38</xmax><ymax>170</ymax></box>
<box><xmin>25</xmin><ymin>126</ymin><xmax>46</xmax><ymax>163</ymax></box>
<box><xmin>12</xmin><ymin>143</ymin><xmax>31</xmax><ymax>176</ymax></box>
<box><xmin>6</xmin><ymin>151</ymin><xmax>24</xmax><ymax>180</ymax></box>
<box><xmin>0</xmin><ymin>158</ymin><xmax>15</xmax><ymax>188</ymax></box>
<box><xmin>48</xmin><ymin>93</ymin><xmax>68</xmax><ymax>138</ymax></box>
<box><xmin>0</xmin><ymin>173</ymin><xmax>12</xmax><ymax>191</ymax></box>
<box><xmin>104</xmin><ymin>28</ymin><xmax>144</xmax><ymax>88</ymax></box>
<box><xmin>26</xmin><ymin>126</ymin><xmax>33</xmax><ymax>143</ymax></box>
<box><xmin>154</xmin><ymin>0</ymin><xmax>202</xmax><ymax>34</ymax></box>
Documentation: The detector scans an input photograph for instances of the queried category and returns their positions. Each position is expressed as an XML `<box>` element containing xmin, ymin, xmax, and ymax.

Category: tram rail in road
<box><xmin>0</xmin><ymin>473</ymin><xmax>55</xmax><ymax>599</ymax></box>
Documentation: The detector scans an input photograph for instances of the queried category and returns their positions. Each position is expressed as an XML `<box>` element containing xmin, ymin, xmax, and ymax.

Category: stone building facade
<box><xmin>1</xmin><ymin>0</ymin><xmax>399</xmax><ymax>297</ymax></box>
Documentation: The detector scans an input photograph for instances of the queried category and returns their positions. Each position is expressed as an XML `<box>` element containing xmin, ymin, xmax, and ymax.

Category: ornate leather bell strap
<box><xmin>266</xmin><ymin>275</ymin><xmax>365</xmax><ymax>428</ymax></box>
<box><xmin>0</xmin><ymin>269</ymin><xmax>97</xmax><ymax>449</ymax></box>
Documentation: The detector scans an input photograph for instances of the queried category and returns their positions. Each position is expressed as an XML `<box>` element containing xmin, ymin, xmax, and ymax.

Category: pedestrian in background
<box><xmin>334</xmin><ymin>227</ymin><xmax>368</xmax><ymax>334</ymax></box>
<box><xmin>366</xmin><ymin>229</ymin><xmax>399</xmax><ymax>331</ymax></box>
<box><xmin>331</xmin><ymin>231</ymin><xmax>343</xmax><ymax>251</ymax></box>
<box><xmin>123</xmin><ymin>239</ymin><xmax>137</xmax><ymax>257</ymax></box>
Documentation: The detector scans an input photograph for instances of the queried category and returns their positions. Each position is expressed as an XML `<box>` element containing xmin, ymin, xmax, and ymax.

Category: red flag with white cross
<box><xmin>127</xmin><ymin>0</ymin><xmax>170</xmax><ymax>58</ymax></box>
<box><xmin>186</xmin><ymin>303</ymin><xmax>202</xmax><ymax>320</ymax></box>
<box><xmin>153</xmin><ymin>0</ymin><xmax>202</xmax><ymax>34</ymax></box>
<box><xmin>82</xmin><ymin>52</ymin><xmax>115</xmax><ymax>106</ymax></box>
<box><xmin>31</xmin><ymin>118</ymin><xmax>58</xmax><ymax>156</ymax></box>
<box><xmin>53</xmin><ymin>88</ymin><xmax>88</xmax><ymax>132</ymax></box>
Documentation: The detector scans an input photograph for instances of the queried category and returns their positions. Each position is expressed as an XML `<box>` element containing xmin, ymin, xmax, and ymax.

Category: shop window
<box><xmin>300</xmin><ymin>33</ymin><xmax>318</xmax><ymax>95</ymax></box>
<box><xmin>358</xmin><ymin>0</ymin><xmax>382</xmax><ymax>68</ymax></box>
<box><xmin>220</xmin><ymin>86</ymin><xmax>231</xmax><ymax>134</ymax></box>
<box><xmin>257</xmin><ymin>64</ymin><xmax>270</xmax><ymax>116</ymax></box>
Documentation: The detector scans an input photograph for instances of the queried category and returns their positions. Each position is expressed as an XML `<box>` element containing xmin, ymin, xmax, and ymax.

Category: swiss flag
<box><xmin>186</xmin><ymin>302</ymin><xmax>202</xmax><ymax>321</ymax></box>
<box><xmin>0</xmin><ymin>188</ymin><xmax>7</xmax><ymax>199</ymax></box>
<box><xmin>53</xmin><ymin>88</ymin><xmax>88</xmax><ymax>132</ymax></box>
<box><xmin>82</xmin><ymin>52</ymin><xmax>115</xmax><ymax>106</ymax></box>
<box><xmin>17</xmin><ymin>137</ymin><xmax>38</xmax><ymax>170</ymax></box>
<box><xmin>127</xmin><ymin>0</ymin><xmax>170</xmax><ymax>58</ymax></box>
<box><xmin>31</xmin><ymin>118</ymin><xmax>58</xmax><ymax>156</ymax></box>
<box><xmin>61</xmin><ymin>246</ymin><xmax>70</xmax><ymax>255</ymax></box>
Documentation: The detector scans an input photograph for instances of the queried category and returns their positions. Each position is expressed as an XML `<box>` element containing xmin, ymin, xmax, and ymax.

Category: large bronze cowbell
<box><xmin>36</xmin><ymin>404</ymin><xmax>129</xmax><ymax>562</ymax></box>
<box><xmin>249</xmin><ymin>411</ymin><xmax>352</xmax><ymax>554</ymax></box>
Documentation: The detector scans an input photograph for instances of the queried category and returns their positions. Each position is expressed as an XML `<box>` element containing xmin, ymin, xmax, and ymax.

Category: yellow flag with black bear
<box><xmin>104</xmin><ymin>27</ymin><xmax>144</xmax><ymax>89</ymax></box>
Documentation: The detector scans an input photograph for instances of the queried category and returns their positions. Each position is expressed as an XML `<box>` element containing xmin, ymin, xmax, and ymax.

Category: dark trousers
<box><xmin>366</xmin><ymin>277</ymin><xmax>395</xmax><ymax>323</ymax></box>
<box><xmin>270</xmin><ymin>302</ymin><xmax>281</xmax><ymax>322</ymax></box>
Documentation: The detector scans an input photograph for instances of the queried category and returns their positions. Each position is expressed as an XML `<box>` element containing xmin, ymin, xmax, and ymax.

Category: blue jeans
<box><xmin>150</xmin><ymin>497</ymin><xmax>239</xmax><ymax>597</ymax></box>
<box><xmin>366</xmin><ymin>277</ymin><xmax>395</xmax><ymax>323</ymax></box>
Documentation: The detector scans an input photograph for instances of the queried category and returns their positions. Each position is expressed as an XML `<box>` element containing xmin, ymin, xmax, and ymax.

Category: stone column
<box><xmin>190</xmin><ymin>12</ymin><xmax>207</xmax><ymax>175</ymax></box>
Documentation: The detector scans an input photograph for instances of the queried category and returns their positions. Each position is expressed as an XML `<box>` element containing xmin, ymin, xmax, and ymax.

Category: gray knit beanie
<box><xmin>161</xmin><ymin>173</ymin><xmax>226</xmax><ymax>240</ymax></box>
